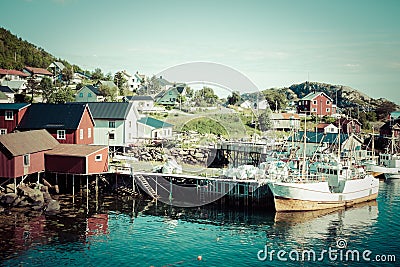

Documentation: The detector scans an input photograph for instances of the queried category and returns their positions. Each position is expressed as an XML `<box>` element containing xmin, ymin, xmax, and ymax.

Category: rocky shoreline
<box><xmin>0</xmin><ymin>182</ymin><xmax>60</xmax><ymax>214</ymax></box>
<box><xmin>128</xmin><ymin>146</ymin><xmax>210</xmax><ymax>166</ymax></box>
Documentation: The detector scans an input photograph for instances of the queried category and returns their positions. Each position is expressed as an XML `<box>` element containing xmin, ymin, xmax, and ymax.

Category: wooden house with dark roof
<box><xmin>334</xmin><ymin>118</ymin><xmax>362</xmax><ymax>134</ymax></box>
<box><xmin>75</xmin><ymin>85</ymin><xmax>105</xmax><ymax>102</ymax></box>
<box><xmin>23</xmin><ymin>66</ymin><xmax>53</xmax><ymax>81</ymax></box>
<box><xmin>379</xmin><ymin>119</ymin><xmax>400</xmax><ymax>138</ymax></box>
<box><xmin>16</xmin><ymin>103</ymin><xmax>94</xmax><ymax>144</ymax></box>
<box><xmin>0</xmin><ymin>85</ymin><xmax>15</xmax><ymax>102</ymax></box>
<box><xmin>0</xmin><ymin>130</ymin><xmax>59</xmax><ymax>179</ymax></box>
<box><xmin>45</xmin><ymin>144</ymin><xmax>108</xmax><ymax>175</ymax></box>
<box><xmin>297</xmin><ymin>91</ymin><xmax>336</xmax><ymax>116</ymax></box>
<box><xmin>86</xmin><ymin>102</ymin><xmax>140</xmax><ymax>147</ymax></box>
<box><xmin>0</xmin><ymin>103</ymin><xmax>30</xmax><ymax>135</ymax></box>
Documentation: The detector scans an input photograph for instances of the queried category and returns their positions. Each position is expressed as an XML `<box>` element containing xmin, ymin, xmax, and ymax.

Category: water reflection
<box><xmin>0</xmin><ymin>181</ymin><xmax>391</xmax><ymax>266</ymax></box>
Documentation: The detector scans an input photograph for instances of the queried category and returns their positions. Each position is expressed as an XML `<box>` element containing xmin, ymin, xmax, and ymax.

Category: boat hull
<box><xmin>384</xmin><ymin>173</ymin><xmax>400</xmax><ymax>179</ymax></box>
<box><xmin>268</xmin><ymin>176</ymin><xmax>379</xmax><ymax>211</ymax></box>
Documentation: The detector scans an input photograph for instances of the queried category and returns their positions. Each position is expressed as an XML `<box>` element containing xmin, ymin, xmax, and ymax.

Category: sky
<box><xmin>1</xmin><ymin>0</ymin><xmax>400</xmax><ymax>103</ymax></box>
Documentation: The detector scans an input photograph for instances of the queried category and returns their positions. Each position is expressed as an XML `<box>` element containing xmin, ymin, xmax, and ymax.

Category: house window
<box><xmin>109</xmin><ymin>121</ymin><xmax>116</xmax><ymax>128</ymax></box>
<box><xmin>0</xmin><ymin>129</ymin><xmax>6</xmax><ymax>135</ymax></box>
<box><xmin>88</xmin><ymin>93</ymin><xmax>92</xmax><ymax>97</ymax></box>
<box><xmin>313</xmin><ymin>100</ymin><xmax>317</xmax><ymax>105</ymax></box>
<box><xmin>23</xmin><ymin>154</ymin><xmax>30</xmax><ymax>166</ymax></box>
<box><xmin>80</xmin><ymin>129</ymin><xmax>84</xmax><ymax>139</ymax></box>
<box><xmin>79</xmin><ymin>93</ymin><xmax>83</xmax><ymax>97</ymax></box>
<box><xmin>95</xmin><ymin>154</ymin><xmax>102</xmax><ymax>161</ymax></box>
<box><xmin>109</xmin><ymin>133</ymin><xmax>115</xmax><ymax>140</ymax></box>
<box><xmin>326</xmin><ymin>100</ymin><xmax>330</xmax><ymax>105</ymax></box>
<box><xmin>5</xmin><ymin>111</ymin><xmax>13</xmax><ymax>120</ymax></box>
<box><xmin>88</xmin><ymin>128</ymin><xmax>92</xmax><ymax>138</ymax></box>
<box><xmin>312</xmin><ymin>108</ymin><xmax>317</xmax><ymax>112</ymax></box>
<box><xmin>129</xmin><ymin>121</ymin><xmax>132</xmax><ymax>128</ymax></box>
<box><xmin>326</xmin><ymin>108</ymin><xmax>330</xmax><ymax>112</ymax></box>
<box><xmin>57</xmin><ymin>130</ymin><xmax>66</xmax><ymax>140</ymax></box>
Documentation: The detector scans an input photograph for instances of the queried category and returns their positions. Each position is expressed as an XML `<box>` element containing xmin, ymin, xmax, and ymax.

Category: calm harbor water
<box><xmin>1</xmin><ymin>180</ymin><xmax>399</xmax><ymax>266</ymax></box>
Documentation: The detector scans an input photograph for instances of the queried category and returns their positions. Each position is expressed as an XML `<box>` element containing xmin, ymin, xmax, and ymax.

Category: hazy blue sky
<box><xmin>1</xmin><ymin>0</ymin><xmax>400</xmax><ymax>103</ymax></box>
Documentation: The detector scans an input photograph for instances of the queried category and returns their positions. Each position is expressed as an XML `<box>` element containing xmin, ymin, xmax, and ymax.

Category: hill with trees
<box><xmin>0</xmin><ymin>27</ymin><xmax>80</xmax><ymax>71</ymax></box>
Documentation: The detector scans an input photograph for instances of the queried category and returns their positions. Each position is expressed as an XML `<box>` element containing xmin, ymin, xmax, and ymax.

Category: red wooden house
<box><xmin>0</xmin><ymin>103</ymin><xmax>30</xmax><ymax>135</ymax></box>
<box><xmin>0</xmin><ymin>130</ymin><xmax>59</xmax><ymax>179</ymax></box>
<box><xmin>334</xmin><ymin>118</ymin><xmax>362</xmax><ymax>134</ymax></box>
<box><xmin>297</xmin><ymin>92</ymin><xmax>336</xmax><ymax>116</ymax></box>
<box><xmin>379</xmin><ymin>119</ymin><xmax>400</xmax><ymax>137</ymax></box>
<box><xmin>17</xmin><ymin>103</ymin><xmax>95</xmax><ymax>144</ymax></box>
<box><xmin>45</xmin><ymin>144</ymin><xmax>108</xmax><ymax>175</ymax></box>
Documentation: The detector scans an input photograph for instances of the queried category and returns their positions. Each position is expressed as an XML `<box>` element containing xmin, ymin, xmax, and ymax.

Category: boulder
<box><xmin>45</xmin><ymin>199</ymin><xmax>60</xmax><ymax>213</ymax></box>
<box><xmin>1</xmin><ymin>193</ymin><xmax>18</xmax><ymax>205</ymax></box>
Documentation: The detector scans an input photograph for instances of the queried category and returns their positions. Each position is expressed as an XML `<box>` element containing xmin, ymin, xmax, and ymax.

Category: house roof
<box><xmin>0</xmin><ymin>92</ymin><xmax>7</xmax><ymax>100</ymax></box>
<box><xmin>80</xmin><ymin>85</ymin><xmax>103</xmax><ymax>96</ymax></box>
<box><xmin>288</xmin><ymin>131</ymin><xmax>349</xmax><ymax>144</ymax></box>
<box><xmin>87</xmin><ymin>102</ymin><xmax>133</xmax><ymax>119</ymax></box>
<box><xmin>125</xmin><ymin>95</ymin><xmax>154</xmax><ymax>101</ymax></box>
<box><xmin>301</xmin><ymin>92</ymin><xmax>333</xmax><ymax>101</ymax></box>
<box><xmin>270</xmin><ymin>113</ymin><xmax>300</xmax><ymax>120</ymax></box>
<box><xmin>0</xmin><ymin>129</ymin><xmax>59</xmax><ymax>157</ymax></box>
<box><xmin>0</xmin><ymin>68</ymin><xmax>29</xmax><ymax>77</ymax></box>
<box><xmin>0</xmin><ymin>103</ymin><xmax>30</xmax><ymax>110</ymax></box>
<box><xmin>18</xmin><ymin>103</ymin><xmax>90</xmax><ymax>130</ymax></box>
<box><xmin>49</xmin><ymin>61</ymin><xmax>65</xmax><ymax>71</ymax></box>
<box><xmin>45</xmin><ymin>144</ymin><xmax>107</xmax><ymax>157</ymax></box>
<box><xmin>0</xmin><ymin>86</ymin><xmax>15</xmax><ymax>94</ymax></box>
<box><xmin>156</xmin><ymin>77</ymin><xmax>172</xmax><ymax>87</ymax></box>
<box><xmin>137</xmin><ymin>117</ymin><xmax>173</xmax><ymax>129</ymax></box>
<box><xmin>1</xmin><ymin>80</ymin><xmax>26</xmax><ymax>90</ymax></box>
<box><xmin>24</xmin><ymin>66</ymin><xmax>53</xmax><ymax>76</ymax></box>
<box><xmin>97</xmin><ymin>80</ymin><xmax>117</xmax><ymax>88</ymax></box>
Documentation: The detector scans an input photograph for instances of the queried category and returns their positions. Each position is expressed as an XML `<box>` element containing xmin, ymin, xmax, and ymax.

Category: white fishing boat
<box><xmin>268</xmin><ymin>160</ymin><xmax>379</xmax><ymax>211</ymax></box>
<box><xmin>268</xmin><ymin>121</ymin><xmax>379</xmax><ymax>212</ymax></box>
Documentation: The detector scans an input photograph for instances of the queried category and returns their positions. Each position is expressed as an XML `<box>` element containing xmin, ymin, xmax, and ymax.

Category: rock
<box><xmin>1</xmin><ymin>193</ymin><xmax>18</xmax><ymax>205</ymax></box>
<box><xmin>40</xmin><ymin>185</ymin><xmax>49</xmax><ymax>193</ymax></box>
<box><xmin>0</xmin><ymin>207</ymin><xmax>4</xmax><ymax>213</ymax></box>
<box><xmin>43</xmin><ymin>192</ymin><xmax>52</xmax><ymax>203</ymax></box>
<box><xmin>5</xmin><ymin>183</ymin><xmax>15</xmax><ymax>193</ymax></box>
<box><xmin>194</xmin><ymin>152</ymin><xmax>205</xmax><ymax>158</ymax></box>
<box><xmin>45</xmin><ymin>200</ymin><xmax>60</xmax><ymax>213</ymax></box>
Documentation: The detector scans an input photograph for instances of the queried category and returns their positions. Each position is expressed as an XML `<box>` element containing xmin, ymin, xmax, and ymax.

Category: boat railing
<box><xmin>277</xmin><ymin>173</ymin><xmax>324</xmax><ymax>183</ymax></box>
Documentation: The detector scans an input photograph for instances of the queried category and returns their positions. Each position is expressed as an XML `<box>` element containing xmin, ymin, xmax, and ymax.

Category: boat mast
<box><xmin>302</xmin><ymin>114</ymin><xmax>307</xmax><ymax>178</ymax></box>
<box><xmin>372</xmin><ymin>127</ymin><xmax>375</xmax><ymax>159</ymax></box>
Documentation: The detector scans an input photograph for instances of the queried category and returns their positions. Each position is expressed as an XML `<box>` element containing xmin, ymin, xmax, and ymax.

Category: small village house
<box><xmin>334</xmin><ymin>118</ymin><xmax>362</xmax><ymax>134</ymax></box>
<box><xmin>155</xmin><ymin>84</ymin><xmax>186</xmax><ymax>106</ymax></box>
<box><xmin>75</xmin><ymin>85</ymin><xmax>105</xmax><ymax>102</ymax></box>
<box><xmin>120</xmin><ymin>70</ymin><xmax>145</xmax><ymax>91</ymax></box>
<box><xmin>23</xmin><ymin>66</ymin><xmax>53</xmax><ymax>81</ymax></box>
<box><xmin>297</xmin><ymin>92</ymin><xmax>335</xmax><ymax>116</ymax></box>
<box><xmin>270</xmin><ymin>113</ymin><xmax>300</xmax><ymax>131</ymax></box>
<box><xmin>0</xmin><ymin>92</ymin><xmax>8</xmax><ymax>104</ymax></box>
<box><xmin>86</xmin><ymin>102</ymin><xmax>141</xmax><ymax>149</ymax></box>
<box><xmin>0</xmin><ymin>130</ymin><xmax>59</xmax><ymax>179</ymax></box>
<box><xmin>0</xmin><ymin>103</ymin><xmax>30</xmax><ymax>135</ymax></box>
<box><xmin>48</xmin><ymin>61</ymin><xmax>66</xmax><ymax>80</ymax></box>
<box><xmin>316</xmin><ymin>123</ymin><xmax>339</xmax><ymax>134</ymax></box>
<box><xmin>124</xmin><ymin>95</ymin><xmax>155</xmax><ymax>113</ymax></box>
<box><xmin>0</xmin><ymin>86</ymin><xmax>15</xmax><ymax>103</ymax></box>
<box><xmin>379</xmin><ymin>119</ymin><xmax>400</xmax><ymax>138</ymax></box>
<box><xmin>0</xmin><ymin>68</ymin><xmax>29</xmax><ymax>81</ymax></box>
<box><xmin>17</xmin><ymin>103</ymin><xmax>95</xmax><ymax>144</ymax></box>
<box><xmin>45</xmin><ymin>144</ymin><xmax>108</xmax><ymax>175</ymax></box>
<box><xmin>1</xmin><ymin>80</ymin><xmax>28</xmax><ymax>94</ymax></box>
<box><xmin>137</xmin><ymin>117</ymin><xmax>173</xmax><ymax>140</ymax></box>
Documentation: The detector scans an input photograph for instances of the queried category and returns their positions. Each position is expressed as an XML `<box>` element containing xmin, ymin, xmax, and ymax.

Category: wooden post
<box><xmin>37</xmin><ymin>172</ymin><xmax>40</xmax><ymax>184</ymax></box>
<box><xmin>14</xmin><ymin>178</ymin><xmax>17</xmax><ymax>194</ymax></box>
<box><xmin>96</xmin><ymin>175</ymin><xmax>98</xmax><ymax>212</ymax></box>
<box><xmin>86</xmin><ymin>175</ymin><xmax>89</xmax><ymax>213</ymax></box>
<box><xmin>72</xmin><ymin>174</ymin><xmax>75</xmax><ymax>204</ymax></box>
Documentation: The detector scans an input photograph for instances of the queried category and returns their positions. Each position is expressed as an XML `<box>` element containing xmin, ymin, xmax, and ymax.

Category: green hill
<box><xmin>0</xmin><ymin>27</ymin><xmax>74</xmax><ymax>70</ymax></box>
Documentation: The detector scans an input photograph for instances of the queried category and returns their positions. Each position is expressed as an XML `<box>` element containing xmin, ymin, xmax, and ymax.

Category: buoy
<box><xmin>197</xmin><ymin>255</ymin><xmax>202</xmax><ymax>261</ymax></box>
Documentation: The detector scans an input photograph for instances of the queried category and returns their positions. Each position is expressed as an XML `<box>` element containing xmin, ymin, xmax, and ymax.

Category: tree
<box><xmin>262</xmin><ymin>89</ymin><xmax>287</xmax><ymax>111</ymax></box>
<box><xmin>27</xmin><ymin>77</ymin><xmax>40</xmax><ymax>103</ymax></box>
<box><xmin>146</xmin><ymin>75</ymin><xmax>162</xmax><ymax>95</ymax></box>
<box><xmin>99</xmin><ymin>84</ymin><xmax>117</xmax><ymax>101</ymax></box>
<box><xmin>227</xmin><ymin>91</ymin><xmax>241</xmax><ymax>106</ymax></box>
<box><xmin>52</xmin><ymin>87</ymin><xmax>74</xmax><ymax>103</ymax></box>
<box><xmin>185</xmin><ymin>86</ymin><xmax>194</xmax><ymax>98</ymax></box>
<box><xmin>258</xmin><ymin>109</ymin><xmax>272</xmax><ymax>132</ymax></box>
<box><xmin>114</xmin><ymin>71</ymin><xmax>128</xmax><ymax>96</ymax></box>
<box><xmin>61</xmin><ymin>67</ymin><xmax>73</xmax><ymax>85</ymax></box>
<box><xmin>194</xmin><ymin>87</ymin><xmax>219</xmax><ymax>106</ymax></box>
<box><xmin>39</xmin><ymin>77</ymin><xmax>54</xmax><ymax>103</ymax></box>
<box><xmin>91</xmin><ymin>68</ymin><xmax>104</xmax><ymax>80</ymax></box>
